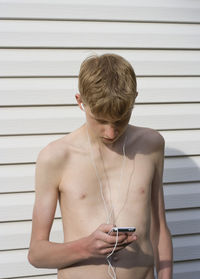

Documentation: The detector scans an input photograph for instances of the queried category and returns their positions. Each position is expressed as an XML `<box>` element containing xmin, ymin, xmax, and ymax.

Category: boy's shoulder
<box><xmin>37</xmin><ymin>126</ymin><xmax>87</xmax><ymax>164</ymax></box>
<box><xmin>36</xmin><ymin>135</ymin><xmax>68</xmax><ymax>168</ymax></box>
<box><xmin>130</xmin><ymin>125</ymin><xmax>165</xmax><ymax>152</ymax></box>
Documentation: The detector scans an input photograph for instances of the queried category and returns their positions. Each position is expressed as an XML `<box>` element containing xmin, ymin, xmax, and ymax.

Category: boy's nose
<box><xmin>104</xmin><ymin>125</ymin><xmax>118</xmax><ymax>139</ymax></box>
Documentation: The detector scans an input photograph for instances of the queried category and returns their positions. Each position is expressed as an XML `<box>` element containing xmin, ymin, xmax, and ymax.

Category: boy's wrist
<box><xmin>76</xmin><ymin>236</ymin><xmax>92</xmax><ymax>261</ymax></box>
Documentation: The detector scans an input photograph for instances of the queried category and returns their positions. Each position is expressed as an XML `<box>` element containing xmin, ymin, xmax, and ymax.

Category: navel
<box><xmin>112</xmin><ymin>255</ymin><xmax>119</xmax><ymax>262</ymax></box>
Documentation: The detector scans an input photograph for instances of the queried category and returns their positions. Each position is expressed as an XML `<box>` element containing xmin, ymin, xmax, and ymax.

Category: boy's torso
<box><xmin>54</xmin><ymin>124</ymin><xmax>157</xmax><ymax>279</ymax></box>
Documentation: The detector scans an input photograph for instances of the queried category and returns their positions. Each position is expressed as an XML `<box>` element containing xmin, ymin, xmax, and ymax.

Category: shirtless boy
<box><xmin>28</xmin><ymin>53</ymin><xmax>173</xmax><ymax>279</ymax></box>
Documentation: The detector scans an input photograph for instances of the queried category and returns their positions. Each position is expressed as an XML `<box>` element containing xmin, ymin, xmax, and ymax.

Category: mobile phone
<box><xmin>109</xmin><ymin>227</ymin><xmax>136</xmax><ymax>234</ymax></box>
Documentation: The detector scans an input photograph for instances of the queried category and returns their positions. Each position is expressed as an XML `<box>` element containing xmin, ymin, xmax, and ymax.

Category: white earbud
<box><xmin>81</xmin><ymin>103</ymin><xmax>85</xmax><ymax>111</ymax></box>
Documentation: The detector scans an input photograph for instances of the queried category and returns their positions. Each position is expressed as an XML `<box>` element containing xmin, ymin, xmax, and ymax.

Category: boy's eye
<box><xmin>97</xmin><ymin>119</ymin><xmax>108</xmax><ymax>124</ymax></box>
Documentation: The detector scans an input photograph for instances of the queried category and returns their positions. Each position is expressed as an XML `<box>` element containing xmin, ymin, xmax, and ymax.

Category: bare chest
<box><xmin>59</xmin><ymin>151</ymin><xmax>155</xmax><ymax>235</ymax></box>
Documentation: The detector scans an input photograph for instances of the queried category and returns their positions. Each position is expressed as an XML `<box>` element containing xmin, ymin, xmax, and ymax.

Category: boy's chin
<box><xmin>101</xmin><ymin>137</ymin><xmax>118</xmax><ymax>144</ymax></box>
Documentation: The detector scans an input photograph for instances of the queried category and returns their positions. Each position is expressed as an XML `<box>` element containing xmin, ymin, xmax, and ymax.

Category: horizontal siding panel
<box><xmin>163</xmin><ymin>156</ymin><xmax>200</xmax><ymax>183</ymax></box>
<box><xmin>0</xmin><ymin>135</ymin><xmax>61</xmax><ymax>164</ymax></box>
<box><xmin>0</xmin><ymin>156</ymin><xmax>200</xmax><ymax>193</ymax></box>
<box><xmin>1</xmin><ymin>77</ymin><xmax>200</xmax><ymax>106</ymax></box>
<box><xmin>164</xmin><ymin>182</ymin><xmax>200</xmax><ymax>210</ymax></box>
<box><xmin>1</xmin><ymin>49</ymin><xmax>200</xmax><ymax>77</ymax></box>
<box><xmin>129</xmin><ymin>103</ymin><xmax>200</xmax><ymax>130</ymax></box>
<box><xmin>0</xmin><ymin>164</ymin><xmax>34</xmax><ymax>193</ymax></box>
<box><xmin>1</xmin><ymin>131</ymin><xmax>200</xmax><ymax>164</ymax></box>
<box><xmin>1</xmin><ymin>104</ymin><xmax>200</xmax><ymax>135</ymax></box>
<box><xmin>0</xmin><ymin>106</ymin><xmax>84</xmax><ymax>135</ymax></box>
<box><xmin>166</xmin><ymin>209</ymin><xmax>200</xmax><ymax>235</ymax></box>
<box><xmin>161</xmin><ymin>130</ymin><xmax>200</xmax><ymax>156</ymax></box>
<box><xmin>1</xmin><ymin>0</ymin><xmax>200</xmax><ymax>23</ymax></box>
<box><xmin>0</xmin><ymin>219</ymin><xmax>63</xmax><ymax>250</ymax></box>
<box><xmin>174</xmin><ymin>260</ymin><xmax>200</xmax><ymax>279</ymax></box>
<box><xmin>0</xmin><ymin>192</ymin><xmax>61</xmax><ymax>222</ymax></box>
<box><xmin>173</xmin><ymin>235</ymin><xmax>200</xmax><ymax>261</ymax></box>
<box><xmin>0</xmin><ymin>249</ymin><xmax>56</xmax><ymax>279</ymax></box>
<box><xmin>0</xmin><ymin>20</ymin><xmax>200</xmax><ymax>49</ymax></box>
<box><xmin>0</xmin><ymin>78</ymin><xmax>77</xmax><ymax>105</ymax></box>
<box><xmin>137</xmin><ymin>77</ymin><xmax>200</xmax><ymax>103</ymax></box>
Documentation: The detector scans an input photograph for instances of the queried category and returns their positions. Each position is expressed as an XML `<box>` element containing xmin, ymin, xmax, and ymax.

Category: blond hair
<box><xmin>78</xmin><ymin>53</ymin><xmax>137</xmax><ymax>120</ymax></box>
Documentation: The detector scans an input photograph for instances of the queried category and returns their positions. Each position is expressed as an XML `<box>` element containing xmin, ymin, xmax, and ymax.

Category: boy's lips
<box><xmin>102</xmin><ymin>137</ymin><xmax>116</xmax><ymax>142</ymax></box>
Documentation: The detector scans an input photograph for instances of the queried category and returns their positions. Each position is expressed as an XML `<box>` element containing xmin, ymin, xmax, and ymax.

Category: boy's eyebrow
<box><xmin>93</xmin><ymin>116</ymin><xmax>129</xmax><ymax>123</ymax></box>
<box><xmin>93</xmin><ymin>117</ymin><xmax>109</xmax><ymax>122</ymax></box>
<box><xmin>89</xmin><ymin>113</ymin><xmax>107</xmax><ymax>121</ymax></box>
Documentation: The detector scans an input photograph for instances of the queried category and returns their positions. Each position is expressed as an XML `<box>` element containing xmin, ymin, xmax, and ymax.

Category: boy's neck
<box><xmin>84</xmin><ymin>123</ymin><xmax>130</xmax><ymax>153</ymax></box>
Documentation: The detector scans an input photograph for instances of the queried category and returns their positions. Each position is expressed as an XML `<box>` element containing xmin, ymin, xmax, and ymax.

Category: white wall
<box><xmin>0</xmin><ymin>1</ymin><xmax>200</xmax><ymax>278</ymax></box>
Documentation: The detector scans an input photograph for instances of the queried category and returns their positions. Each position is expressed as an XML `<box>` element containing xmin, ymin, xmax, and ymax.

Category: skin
<box><xmin>28</xmin><ymin>93</ymin><xmax>173</xmax><ymax>279</ymax></box>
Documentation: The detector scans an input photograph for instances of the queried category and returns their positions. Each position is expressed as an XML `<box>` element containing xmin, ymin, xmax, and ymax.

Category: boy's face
<box><xmin>84</xmin><ymin>105</ymin><xmax>131</xmax><ymax>145</ymax></box>
<box><xmin>75</xmin><ymin>93</ymin><xmax>132</xmax><ymax>144</ymax></box>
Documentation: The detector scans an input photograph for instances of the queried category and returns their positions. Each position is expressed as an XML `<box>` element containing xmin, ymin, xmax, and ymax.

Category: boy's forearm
<box><xmin>157</xmin><ymin>228</ymin><xmax>173</xmax><ymax>279</ymax></box>
<box><xmin>28</xmin><ymin>237</ymin><xmax>90</xmax><ymax>269</ymax></box>
<box><xmin>158</xmin><ymin>266</ymin><xmax>173</xmax><ymax>279</ymax></box>
<box><xmin>157</xmin><ymin>256</ymin><xmax>173</xmax><ymax>279</ymax></box>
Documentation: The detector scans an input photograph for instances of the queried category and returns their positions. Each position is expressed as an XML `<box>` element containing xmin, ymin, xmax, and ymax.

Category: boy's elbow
<box><xmin>27</xmin><ymin>246</ymin><xmax>42</xmax><ymax>268</ymax></box>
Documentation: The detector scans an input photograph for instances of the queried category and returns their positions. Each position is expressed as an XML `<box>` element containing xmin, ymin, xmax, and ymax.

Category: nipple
<box><xmin>80</xmin><ymin>193</ymin><xmax>86</xmax><ymax>199</ymax></box>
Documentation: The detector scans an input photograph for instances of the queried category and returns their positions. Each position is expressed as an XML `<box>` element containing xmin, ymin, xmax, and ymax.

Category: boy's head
<box><xmin>78</xmin><ymin>53</ymin><xmax>137</xmax><ymax>122</ymax></box>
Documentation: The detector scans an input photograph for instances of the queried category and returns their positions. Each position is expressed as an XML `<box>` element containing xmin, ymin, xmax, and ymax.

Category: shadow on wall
<box><xmin>163</xmin><ymin>146</ymin><xmax>200</xmax><ymax>279</ymax></box>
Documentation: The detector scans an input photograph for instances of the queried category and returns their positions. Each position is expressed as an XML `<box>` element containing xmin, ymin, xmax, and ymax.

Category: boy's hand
<box><xmin>85</xmin><ymin>223</ymin><xmax>137</xmax><ymax>258</ymax></box>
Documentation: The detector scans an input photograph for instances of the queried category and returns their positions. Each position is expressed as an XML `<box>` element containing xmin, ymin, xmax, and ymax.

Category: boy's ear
<box><xmin>75</xmin><ymin>93</ymin><xmax>81</xmax><ymax>103</ymax></box>
<box><xmin>75</xmin><ymin>93</ymin><xmax>85</xmax><ymax>111</ymax></box>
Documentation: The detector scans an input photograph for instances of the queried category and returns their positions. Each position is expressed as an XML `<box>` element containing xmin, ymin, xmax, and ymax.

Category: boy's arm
<box><xmin>28</xmin><ymin>143</ymin><xmax>135</xmax><ymax>269</ymax></box>
<box><xmin>27</xmin><ymin>144</ymin><xmax>90</xmax><ymax>269</ymax></box>
<box><xmin>150</xmin><ymin>134</ymin><xmax>173</xmax><ymax>279</ymax></box>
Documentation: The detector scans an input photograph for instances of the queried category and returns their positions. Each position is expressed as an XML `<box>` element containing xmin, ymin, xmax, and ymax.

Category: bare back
<box><xmin>53</xmin><ymin>124</ymin><xmax>162</xmax><ymax>279</ymax></box>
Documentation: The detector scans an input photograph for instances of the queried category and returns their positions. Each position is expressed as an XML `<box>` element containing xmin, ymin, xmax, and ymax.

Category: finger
<box><xmin>98</xmin><ymin>223</ymin><xmax>115</xmax><ymax>233</ymax></box>
<box><xmin>105</xmin><ymin>233</ymin><xmax>128</xmax><ymax>244</ymax></box>
<box><xmin>128</xmin><ymin>234</ymin><xmax>137</xmax><ymax>241</ymax></box>
<box><xmin>117</xmin><ymin>234</ymin><xmax>138</xmax><ymax>247</ymax></box>
<box><xmin>101</xmin><ymin>245</ymin><xmax>126</xmax><ymax>255</ymax></box>
<box><xmin>109</xmin><ymin>233</ymin><xmax>137</xmax><ymax>244</ymax></box>
<box><xmin>101</xmin><ymin>235</ymin><xmax>138</xmax><ymax>255</ymax></box>
<box><xmin>97</xmin><ymin>230</ymin><xmax>127</xmax><ymax>245</ymax></box>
